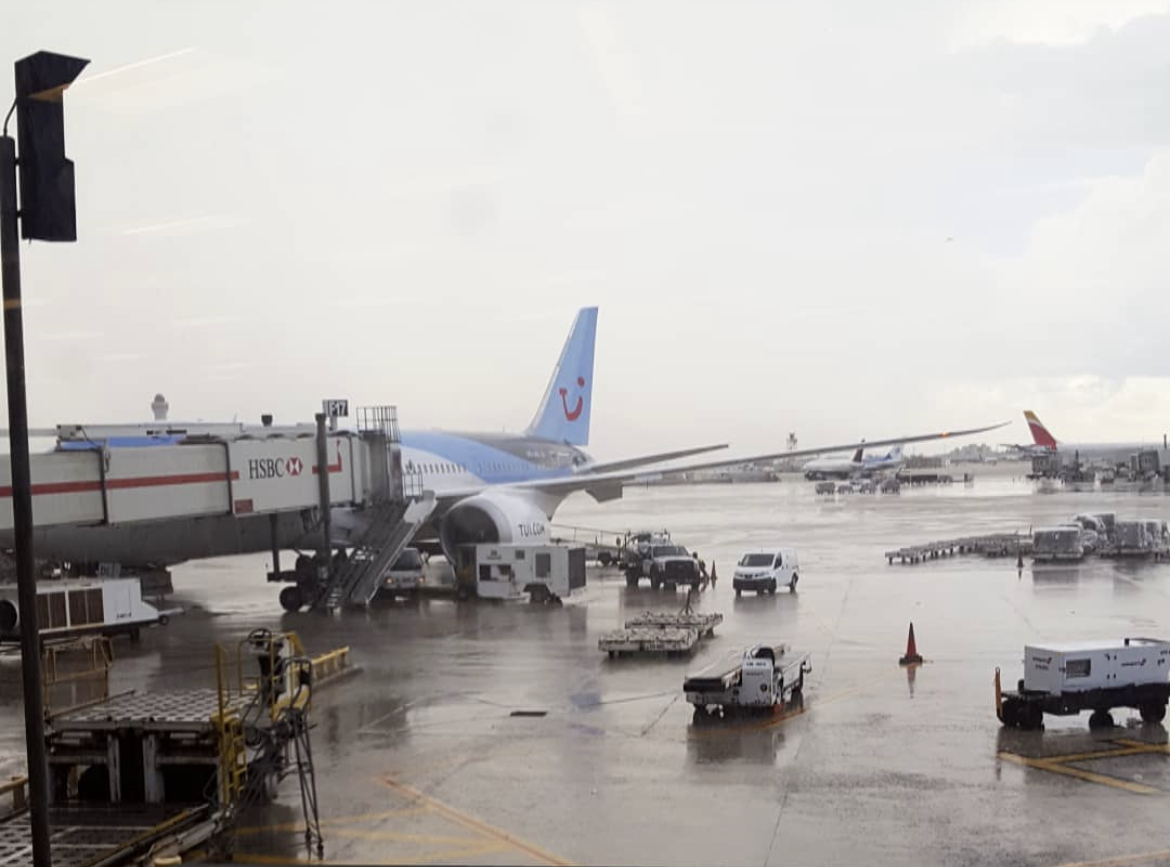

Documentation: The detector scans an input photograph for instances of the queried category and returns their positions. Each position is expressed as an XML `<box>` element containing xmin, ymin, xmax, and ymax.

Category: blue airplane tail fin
<box><xmin>527</xmin><ymin>307</ymin><xmax>597</xmax><ymax>446</ymax></box>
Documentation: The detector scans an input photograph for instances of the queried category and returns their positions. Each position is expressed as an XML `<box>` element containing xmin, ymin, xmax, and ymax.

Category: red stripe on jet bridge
<box><xmin>0</xmin><ymin>470</ymin><xmax>241</xmax><ymax>499</ymax></box>
<box><xmin>311</xmin><ymin>452</ymin><xmax>343</xmax><ymax>475</ymax></box>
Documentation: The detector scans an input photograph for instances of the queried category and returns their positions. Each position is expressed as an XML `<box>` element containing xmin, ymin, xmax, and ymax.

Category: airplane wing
<box><xmin>579</xmin><ymin>443</ymin><xmax>729</xmax><ymax>475</ymax></box>
<box><xmin>512</xmin><ymin>421</ymin><xmax>1010</xmax><ymax>498</ymax></box>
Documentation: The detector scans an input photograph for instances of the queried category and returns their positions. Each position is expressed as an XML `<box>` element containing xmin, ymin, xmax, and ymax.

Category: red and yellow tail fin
<box><xmin>1023</xmin><ymin>410</ymin><xmax>1057</xmax><ymax>449</ymax></box>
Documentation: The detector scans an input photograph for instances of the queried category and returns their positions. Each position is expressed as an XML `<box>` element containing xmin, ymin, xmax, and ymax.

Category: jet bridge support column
<box><xmin>315</xmin><ymin>414</ymin><xmax>332</xmax><ymax>578</ymax></box>
<box><xmin>269</xmin><ymin>514</ymin><xmax>281</xmax><ymax>576</ymax></box>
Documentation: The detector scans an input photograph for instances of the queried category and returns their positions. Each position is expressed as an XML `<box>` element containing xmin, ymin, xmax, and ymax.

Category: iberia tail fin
<box><xmin>1024</xmin><ymin>411</ymin><xmax>1058</xmax><ymax>449</ymax></box>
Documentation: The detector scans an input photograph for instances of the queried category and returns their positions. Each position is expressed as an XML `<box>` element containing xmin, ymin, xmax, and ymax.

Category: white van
<box><xmin>383</xmin><ymin>547</ymin><xmax>425</xmax><ymax>597</ymax></box>
<box><xmin>733</xmin><ymin>549</ymin><xmax>799</xmax><ymax>596</ymax></box>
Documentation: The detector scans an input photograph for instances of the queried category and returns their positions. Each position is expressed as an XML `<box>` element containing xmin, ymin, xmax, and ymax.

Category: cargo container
<box><xmin>0</xmin><ymin>578</ymin><xmax>175</xmax><ymax>643</ymax></box>
<box><xmin>996</xmin><ymin>638</ymin><xmax>1170</xmax><ymax>730</ymax></box>
<box><xmin>1031</xmin><ymin>527</ymin><xmax>1084</xmax><ymax>562</ymax></box>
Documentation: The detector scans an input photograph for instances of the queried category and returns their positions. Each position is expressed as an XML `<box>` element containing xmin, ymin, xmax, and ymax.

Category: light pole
<box><xmin>1</xmin><ymin>49</ymin><xmax>89</xmax><ymax>867</ymax></box>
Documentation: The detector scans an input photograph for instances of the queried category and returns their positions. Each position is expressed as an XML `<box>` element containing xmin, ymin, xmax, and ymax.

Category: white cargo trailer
<box><xmin>468</xmin><ymin>544</ymin><xmax>587</xmax><ymax>603</ymax></box>
<box><xmin>997</xmin><ymin>637</ymin><xmax>1170</xmax><ymax>730</ymax></box>
<box><xmin>0</xmin><ymin>578</ymin><xmax>175</xmax><ymax>643</ymax></box>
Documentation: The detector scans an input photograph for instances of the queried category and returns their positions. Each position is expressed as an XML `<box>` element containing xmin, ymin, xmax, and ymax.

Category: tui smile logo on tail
<box><xmin>559</xmin><ymin>377</ymin><xmax>586</xmax><ymax>421</ymax></box>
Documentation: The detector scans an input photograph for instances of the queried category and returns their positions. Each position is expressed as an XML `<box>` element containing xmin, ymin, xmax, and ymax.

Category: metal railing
<box><xmin>402</xmin><ymin>470</ymin><xmax>425</xmax><ymax>500</ymax></box>
<box><xmin>41</xmin><ymin>636</ymin><xmax>114</xmax><ymax>720</ymax></box>
<box><xmin>356</xmin><ymin>405</ymin><xmax>400</xmax><ymax>443</ymax></box>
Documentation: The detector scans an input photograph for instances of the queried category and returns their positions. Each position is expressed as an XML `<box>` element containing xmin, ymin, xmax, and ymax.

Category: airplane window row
<box><xmin>419</xmin><ymin>462</ymin><xmax>465</xmax><ymax>474</ymax></box>
<box><xmin>416</xmin><ymin>461</ymin><xmax>530</xmax><ymax>475</ymax></box>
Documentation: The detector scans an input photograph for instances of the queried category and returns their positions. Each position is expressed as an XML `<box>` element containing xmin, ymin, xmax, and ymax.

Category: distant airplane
<box><xmin>803</xmin><ymin>444</ymin><xmax>904</xmax><ymax>480</ymax></box>
<box><xmin>1002</xmin><ymin>410</ymin><xmax>1164</xmax><ymax>465</ymax></box>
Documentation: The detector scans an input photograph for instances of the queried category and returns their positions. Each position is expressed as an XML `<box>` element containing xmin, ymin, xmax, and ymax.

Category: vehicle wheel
<box><xmin>599</xmin><ymin>552</ymin><xmax>612</xmax><ymax>566</ymax></box>
<box><xmin>1024</xmin><ymin>705</ymin><xmax>1044</xmax><ymax>731</ymax></box>
<box><xmin>626</xmin><ymin>575</ymin><xmax>639</xmax><ymax>588</ymax></box>
<box><xmin>650</xmin><ymin>578</ymin><xmax>661</xmax><ymax>590</ymax></box>
<box><xmin>279</xmin><ymin>586</ymin><xmax>304</xmax><ymax>613</ymax></box>
<box><xmin>1140</xmin><ymin>702</ymin><xmax>1167</xmax><ymax>724</ymax></box>
<box><xmin>665</xmin><ymin>583</ymin><xmax>676</xmax><ymax>592</ymax></box>
<box><xmin>1089</xmin><ymin>710</ymin><xmax>1115</xmax><ymax>730</ymax></box>
<box><xmin>735</xmin><ymin>588</ymin><xmax>742</xmax><ymax>597</ymax></box>
<box><xmin>790</xmin><ymin>575</ymin><xmax>799</xmax><ymax>592</ymax></box>
<box><xmin>768</xmin><ymin>581</ymin><xmax>777</xmax><ymax>594</ymax></box>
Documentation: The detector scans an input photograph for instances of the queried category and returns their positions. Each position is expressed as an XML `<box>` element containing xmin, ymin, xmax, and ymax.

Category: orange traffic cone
<box><xmin>710</xmin><ymin>563</ymin><xmax>718</xmax><ymax>587</ymax></box>
<box><xmin>899</xmin><ymin>622</ymin><xmax>923</xmax><ymax>666</ymax></box>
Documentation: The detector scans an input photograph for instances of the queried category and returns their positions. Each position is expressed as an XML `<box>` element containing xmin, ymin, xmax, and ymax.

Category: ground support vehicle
<box><xmin>684</xmin><ymin>643</ymin><xmax>812</xmax><ymax>718</ymax></box>
<box><xmin>995</xmin><ymin>638</ymin><xmax>1170</xmax><ymax>730</ymax></box>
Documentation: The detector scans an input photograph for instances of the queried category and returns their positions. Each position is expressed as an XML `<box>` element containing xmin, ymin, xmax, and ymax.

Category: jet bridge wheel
<box><xmin>280</xmin><ymin>585</ymin><xmax>305</xmax><ymax>613</ymax></box>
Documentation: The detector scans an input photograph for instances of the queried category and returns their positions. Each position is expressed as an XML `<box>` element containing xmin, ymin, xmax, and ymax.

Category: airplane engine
<box><xmin>439</xmin><ymin>491</ymin><xmax>551</xmax><ymax>560</ymax></box>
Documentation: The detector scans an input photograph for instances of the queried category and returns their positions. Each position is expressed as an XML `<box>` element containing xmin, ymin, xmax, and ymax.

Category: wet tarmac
<box><xmin>6</xmin><ymin>466</ymin><xmax>1170</xmax><ymax>866</ymax></box>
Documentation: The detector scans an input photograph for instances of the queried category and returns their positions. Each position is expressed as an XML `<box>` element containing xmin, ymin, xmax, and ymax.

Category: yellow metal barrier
<box><xmin>311</xmin><ymin>646</ymin><xmax>350</xmax><ymax>684</ymax></box>
<box><xmin>41</xmin><ymin>636</ymin><xmax>115</xmax><ymax>718</ymax></box>
<box><xmin>0</xmin><ymin>776</ymin><xmax>27</xmax><ymax>819</ymax></box>
<box><xmin>212</xmin><ymin>644</ymin><xmax>247</xmax><ymax>807</ymax></box>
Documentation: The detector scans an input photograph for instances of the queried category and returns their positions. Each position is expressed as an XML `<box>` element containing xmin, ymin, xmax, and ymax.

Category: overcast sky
<box><xmin>3</xmin><ymin>1</ymin><xmax>1169</xmax><ymax>460</ymax></box>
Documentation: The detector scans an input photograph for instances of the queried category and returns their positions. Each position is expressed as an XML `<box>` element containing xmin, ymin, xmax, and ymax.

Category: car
<box><xmin>733</xmin><ymin>549</ymin><xmax>799</xmax><ymax>596</ymax></box>
<box><xmin>383</xmin><ymin>547</ymin><xmax>425</xmax><ymax>598</ymax></box>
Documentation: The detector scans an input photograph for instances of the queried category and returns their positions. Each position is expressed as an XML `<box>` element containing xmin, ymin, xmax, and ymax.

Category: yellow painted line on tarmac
<box><xmin>378</xmin><ymin>774</ymin><xmax>575</xmax><ymax>867</ymax></box>
<box><xmin>1047</xmin><ymin>847</ymin><xmax>1170</xmax><ymax>867</ymax></box>
<box><xmin>325</xmin><ymin>826</ymin><xmax>486</xmax><ymax>845</ymax></box>
<box><xmin>1036</xmin><ymin>745</ymin><xmax>1168</xmax><ymax>765</ymax></box>
<box><xmin>1111</xmin><ymin>738</ymin><xmax>1170</xmax><ymax>754</ymax></box>
<box><xmin>998</xmin><ymin>751</ymin><xmax>1159</xmax><ymax>795</ymax></box>
<box><xmin>232</xmin><ymin>806</ymin><xmax>432</xmax><ymax>836</ymax></box>
<box><xmin>229</xmin><ymin>841</ymin><xmax>511</xmax><ymax>866</ymax></box>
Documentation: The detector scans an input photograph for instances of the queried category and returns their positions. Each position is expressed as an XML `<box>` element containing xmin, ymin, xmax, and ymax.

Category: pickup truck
<box><xmin>625</xmin><ymin>543</ymin><xmax>702</xmax><ymax>590</ymax></box>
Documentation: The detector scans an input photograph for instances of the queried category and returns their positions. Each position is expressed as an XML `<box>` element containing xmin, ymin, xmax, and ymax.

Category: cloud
<box><xmin>950</xmin><ymin>1</ymin><xmax>1170</xmax><ymax>47</ymax></box>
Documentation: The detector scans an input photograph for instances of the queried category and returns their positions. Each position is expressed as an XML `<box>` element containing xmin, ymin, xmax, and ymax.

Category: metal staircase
<box><xmin>313</xmin><ymin>494</ymin><xmax>436</xmax><ymax>612</ymax></box>
<box><xmin>209</xmin><ymin>633</ymin><xmax>323</xmax><ymax>861</ymax></box>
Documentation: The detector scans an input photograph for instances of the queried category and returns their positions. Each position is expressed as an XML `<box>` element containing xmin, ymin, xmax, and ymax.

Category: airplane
<box><xmin>2</xmin><ymin>307</ymin><xmax>1008</xmax><ymax>600</ymax></box>
<box><xmin>803</xmin><ymin>447</ymin><xmax>864</xmax><ymax>480</ymax></box>
<box><xmin>803</xmin><ymin>444</ymin><xmax>905</xmax><ymax>480</ymax></box>
<box><xmin>1003</xmin><ymin>410</ymin><xmax>1165</xmax><ymax>466</ymax></box>
<box><xmin>865</xmin><ymin>444</ymin><xmax>905</xmax><ymax>475</ymax></box>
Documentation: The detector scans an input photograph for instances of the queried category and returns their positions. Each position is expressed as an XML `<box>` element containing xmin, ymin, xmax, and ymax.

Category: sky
<box><xmin>2</xmin><ymin>1</ymin><xmax>1170</xmax><ymax>461</ymax></box>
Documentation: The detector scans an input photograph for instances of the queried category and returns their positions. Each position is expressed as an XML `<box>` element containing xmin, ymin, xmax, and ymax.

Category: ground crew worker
<box><xmin>693</xmin><ymin>552</ymin><xmax>709</xmax><ymax>589</ymax></box>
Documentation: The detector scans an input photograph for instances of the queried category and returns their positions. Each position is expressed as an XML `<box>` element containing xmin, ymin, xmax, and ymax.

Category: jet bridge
<box><xmin>0</xmin><ymin>432</ymin><xmax>365</xmax><ymax>529</ymax></box>
<box><xmin>0</xmin><ymin>405</ymin><xmax>432</xmax><ymax>612</ymax></box>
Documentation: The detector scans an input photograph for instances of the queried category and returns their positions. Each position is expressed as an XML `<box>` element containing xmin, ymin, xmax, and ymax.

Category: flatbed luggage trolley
<box><xmin>684</xmin><ymin>643</ymin><xmax>812</xmax><ymax>719</ymax></box>
<box><xmin>995</xmin><ymin>637</ymin><xmax>1170</xmax><ymax>731</ymax></box>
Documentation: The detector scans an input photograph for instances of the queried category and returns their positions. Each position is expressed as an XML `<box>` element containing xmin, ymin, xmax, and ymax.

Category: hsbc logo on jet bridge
<box><xmin>248</xmin><ymin>456</ymin><xmax>304</xmax><ymax>480</ymax></box>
